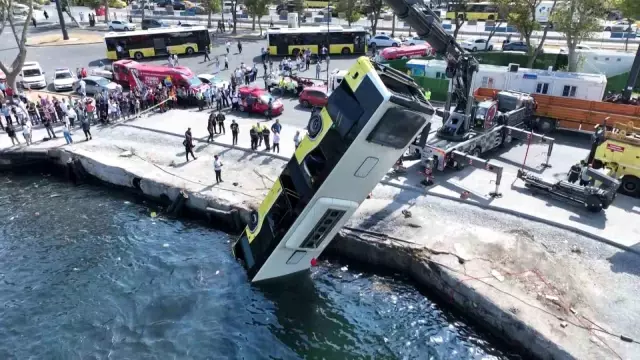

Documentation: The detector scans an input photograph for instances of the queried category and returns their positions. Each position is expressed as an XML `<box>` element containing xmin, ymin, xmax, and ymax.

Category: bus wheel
<box><xmin>620</xmin><ymin>175</ymin><xmax>640</xmax><ymax>197</ymax></box>
<box><xmin>186</xmin><ymin>47</ymin><xmax>195</xmax><ymax>55</ymax></box>
<box><xmin>488</xmin><ymin>15</ymin><xmax>495</xmax><ymax>20</ymax></box>
<box><xmin>134</xmin><ymin>51</ymin><xmax>144</xmax><ymax>60</ymax></box>
<box><xmin>341</xmin><ymin>47</ymin><xmax>351</xmax><ymax>55</ymax></box>
<box><xmin>307</xmin><ymin>113</ymin><xmax>323</xmax><ymax>139</ymax></box>
<box><xmin>292</xmin><ymin>48</ymin><xmax>300</xmax><ymax>56</ymax></box>
<box><xmin>248</xmin><ymin>210</ymin><xmax>260</xmax><ymax>232</ymax></box>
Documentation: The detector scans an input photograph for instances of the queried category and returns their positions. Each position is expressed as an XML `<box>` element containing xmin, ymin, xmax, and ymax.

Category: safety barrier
<box><xmin>610</xmin><ymin>32</ymin><xmax>637</xmax><ymax>39</ymax></box>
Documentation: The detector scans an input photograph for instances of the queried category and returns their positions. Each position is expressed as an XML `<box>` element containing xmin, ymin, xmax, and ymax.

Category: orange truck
<box><xmin>474</xmin><ymin>87</ymin><xmax>640</xmax><ymax>133</ymax></box>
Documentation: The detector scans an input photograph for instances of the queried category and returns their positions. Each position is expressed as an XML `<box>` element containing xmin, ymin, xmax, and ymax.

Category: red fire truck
<box><xmin>111</xmin><ymin>60</ymin><xmax>208</xmax><ymax>93</ymax></box>
<box><xmin>376</xmin><ymin>44</ymin><xmax>433</xmax><ymax>61</ymax></box>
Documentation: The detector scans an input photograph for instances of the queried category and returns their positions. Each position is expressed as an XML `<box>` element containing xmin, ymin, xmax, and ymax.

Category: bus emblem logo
<box><xmin>606</xmin><ymin>143</ymin><xmax>625</xmax><ymax>152</ymax></box>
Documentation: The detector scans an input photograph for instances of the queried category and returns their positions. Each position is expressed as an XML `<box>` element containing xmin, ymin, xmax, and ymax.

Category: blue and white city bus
<box><xmin>233</xmin><ymin>56</ymin><xmax>435</xmax><ymax>283</ymax></box>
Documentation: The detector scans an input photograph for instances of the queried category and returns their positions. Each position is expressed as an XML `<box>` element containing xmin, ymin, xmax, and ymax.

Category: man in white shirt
<box><xmin>78</xmin><ymin>79</ymin><xmax>86</xmax><ymax>97</ymax></box>
<box><xmin>225</xmin><ymin>41</ymin><xmax>231</xmax><ymax>54</ymax></box>
<box><xmin>272</xmin><ymin>131</ymin><xmax>280</xmax><ymax>153</ymax></box>
<box><xmin>66</xmin><ymin>104</ymin><xmax>77</xmax><ymax>127</ymax></box>
<box><xmin>213</xmin><ymin>155</ymin><xmax>223</xmax><ymax>183</ymax></box>
<box><xmin>22</xmin><ymin>120</ymin><xmax>32</xmax><ymax>145</ymax></box>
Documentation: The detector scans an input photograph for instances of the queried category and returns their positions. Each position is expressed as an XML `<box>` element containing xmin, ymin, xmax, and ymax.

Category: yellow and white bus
<box><xmin>445</xmin><ymin>2</ymin><xmax>500</xmax><ymax>21</ymax></box>
<box><xmin>232</xmin><ymin>56</ymin><xmax>435</xmax><ymax>282</ymax></box>
<box><xmin>266</xmin><ymin>26</ymin><xmax>368</xmax><ymax>56</ymax></box>
<box><xmin>105</xmin><ymin>26</ymin><xmax>211</xmax><ymax>61</ymax></box>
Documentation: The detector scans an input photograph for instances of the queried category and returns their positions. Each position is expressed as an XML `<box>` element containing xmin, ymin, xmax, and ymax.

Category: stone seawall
<box><xmin>1</xmin><ymin>146</ymin><xmax>584</xmax><ymax>360</ymax></box>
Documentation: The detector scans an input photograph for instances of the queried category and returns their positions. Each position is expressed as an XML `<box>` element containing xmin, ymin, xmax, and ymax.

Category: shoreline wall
<box><xmin>1</xmin><ymin>148</ymin><xmax>574</xmax><ymax>360</ymax></box>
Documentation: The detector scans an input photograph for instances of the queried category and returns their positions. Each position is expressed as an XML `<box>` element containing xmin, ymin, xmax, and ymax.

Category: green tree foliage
<box><xmin>364</xmin><ymin>0</ymin><xmax>384</xmax><ymax>35</ymax></box>
<box><xmin>206</xmin><ymin>0</ymin><xmax>221</xmax><ymax>28</ymax></box>
<box><xmin>246</xmin><ymin>0</ymin><xmax>269</xmax><ymax>31</ymax></box>
<box><xmin>614</xmin><ymin>0</ymin><xmax>640</xmax><ymax>19</ymax></box>
<box><xmin>0</xmin><ymin>0</ymin><xmax>33</xmax><ymax>89</ymax></box>
<box><xmin>507</xmin><ymin>0</ymin><xmax>558</xmax><ymax>68</ymax></box>
<box><xmin>335</xmin><ymin>0</ymin><xmax>360</xmax><ymax>26</ymax></box>
<box><xmin>552</xmin><ymin>0</ymin><xmax>604</xmax><ymax>71</ymax></box>
<box><xmin>449</xmin><ymin>0</ymin><xmax>469</xmax><ymax>39</ymax></box>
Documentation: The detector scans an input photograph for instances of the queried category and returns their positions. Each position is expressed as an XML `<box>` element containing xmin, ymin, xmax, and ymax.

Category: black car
<box><xmin>502</xmin><ymin>41</ymin><xmax>542</xmax><ymax>54</ymax></box>
<box><xmin>141</xmin><ymin>18</ymin><xmax>168</xmax><ymax>30</ymax></box>
<box><xmin>276</xmin><ymin>2</ymin><xmax>295</xmax><ymax>14</ymax></box>
<box><xmin>172</xmin><ymin>0</ymin><xmax>186</xmax><ymax>10</ymax></box>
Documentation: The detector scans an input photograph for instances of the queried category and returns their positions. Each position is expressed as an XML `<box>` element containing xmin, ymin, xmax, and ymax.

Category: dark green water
<box><xmin>0</xmin><ymin>174</ymin><xmax>518</xmax><ymax>359</ymax></box>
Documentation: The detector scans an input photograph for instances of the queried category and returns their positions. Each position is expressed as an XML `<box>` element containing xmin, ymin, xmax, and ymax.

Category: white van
<box><xmin>20</xmin><ymin>61</ymin><xmax>47</xmax><ymax>89</ymax></box>
<box><xmin>328</xmin><ymin>69</ymin><xmax>347</xmax><ymax>93</ymax></box>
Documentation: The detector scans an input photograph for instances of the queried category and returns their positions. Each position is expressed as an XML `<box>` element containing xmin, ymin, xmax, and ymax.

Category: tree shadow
<box><xmin>608</xmin><ymin>243</ymin><xmax>640</xmax><ymax>277</ymax></box>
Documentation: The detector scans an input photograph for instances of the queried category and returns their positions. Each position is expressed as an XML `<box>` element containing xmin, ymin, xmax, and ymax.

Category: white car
<box><xmin>402</xmin><ymin>36</ymin><xmax>428</xmax><ymax>46</ymax></box>
<box><xmin>197</xmin><ymin>73</ymin><xmax>230</xmax><ymax>90</ymax></box>
<box><xmin>108</xmin><ymin>20</ymin><xmax>136</xmax><ymax>31</ymax></box>
<box><xmin>368</xmin><ymin>34</ymin><xmax>402</xmax><ymax>48</ymax></box>
<box><xmin>52</xmin><ymin>68</ymin><xmax>77</xmax><ymax>91</ymax></box>
<box><xmin>461</xmin><ymin>37</ymin><xmax>493</xmax><ymax>52</ymax></box>
<box><xmin>20</xmin><ymin>61</ymin><xmax>46</xmax><ymax>89</ymax></box>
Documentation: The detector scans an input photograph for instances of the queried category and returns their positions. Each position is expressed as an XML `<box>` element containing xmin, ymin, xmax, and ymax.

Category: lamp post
<box><xmin>326</xmin><ymin>0</ymin><xmax>330</xmax><ymax>85</ymax></box>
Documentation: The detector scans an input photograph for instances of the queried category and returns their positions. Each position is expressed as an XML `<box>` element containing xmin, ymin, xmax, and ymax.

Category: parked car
<box><xmin>368</xmin><ymin>34</ymin><xmax>401</xmax><ymax>47</ymax></box>
<box><xmin>560</xmin><ymin>44</ymin><xmax>592</xmax><ymax>52</ymax></box>
<box><xmin>107</xmin><ymin>20</ymin><xmax>136</xmax><ymax>31</ymax></box>
<box><xmin>172</xmin><ymin>0</ymin><xmax>186</xmax><ymax>10</ymax></box>
<box><xmin>402</xmin><ymin>36</ymin><xmax>428</xmax><ymax>46</ymax></box>
<box><xmin>141</xmin><ymin>18</ymin><xmax>169</xmax><ymax>29</ymax></box>
<box><xmin>502</xmin><ymin>40</ymin><xmax>542</xmax><ymax>53</ymax></box>
<box><xmin>75</xmin><ymin>76</ymin><xmax>122</xmax><ymax>95</ymax></box>
<box><xmin>197</xmin><ymin>73</ymin><xmax>229</xmax><ymax>89</ymax></box>
<box><xmin>461</xmin><ymin>37</ymin><xmax>493</xmax><ymax>52</ymax></box>
<box><xmin>237</xmin><ymin>86</ymin><xmax>284</xmax><ymax>116</ymax></box>
<box><xmin>20</xmin><ymin>61</ymin><xmax>46</xmax><ymax>89</ymax></box>
<box><xmin>52</xmin><ymin>68</ymin><xmax>76</xmax><ymax>91</ymax></box>
<box><xmin>298</xmin><ymin>87</ymin><xmax>328</xmax><ymax>108</ymax></box>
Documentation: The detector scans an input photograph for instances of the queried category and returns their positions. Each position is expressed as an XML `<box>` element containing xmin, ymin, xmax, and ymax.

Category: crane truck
<box><xmin>232</xmin><ymin>0</ymin><xmax>540</xmax><ymax>282</ymax></box>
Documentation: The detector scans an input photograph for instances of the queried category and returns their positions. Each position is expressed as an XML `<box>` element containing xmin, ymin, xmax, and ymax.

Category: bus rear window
<box><xmin>325</xmin><ymin>82</ymin><xmax>364</xmax><ymax>144</ymax></box>
<box><xmin>367</xmin><ymin>107</ymin><xmax>428</xmax><ymax>149</ymax></box>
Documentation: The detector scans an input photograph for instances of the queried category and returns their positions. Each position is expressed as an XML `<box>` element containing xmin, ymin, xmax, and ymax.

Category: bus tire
<box><xmin>458</xmin><ymin>14</ymin><xmax>465</xmax><ymax>21</ymax></box>
<box><xmin>488</xmin><ymin>14</ymin><xmax>495</xmax><ymax>20</ymax></box>
<box><xmin>341</xmin><ymin>47</ymin><xmax>350</xmax><ymax>55</ymax></box>
<box><xmin>307</xmin><ymin>113</ymin><xmax>323</xmax><ymax>139</ymax></box>
<box><xmin>248</xmin><ymin>210</ymin><xmax>259</xmax><ymax>232</ymax></box>
<box><xmin>620</xmin><ymin>175</ymin><xmax>640</xmax><ymax>197</ymax></box>
<box><xmin>134</xmin><ymin>51</ymin><xmax>144</xmax><ymax>60</ymax></box>
<box><xmin>292</xmin><ymin>48</ymin><xmax>300</xmax><ymax>56</ymax></box>
<box><xmin>186</xmin><ymin>47</ymin><xmax>195</xmax><ymax>55</ymax></box>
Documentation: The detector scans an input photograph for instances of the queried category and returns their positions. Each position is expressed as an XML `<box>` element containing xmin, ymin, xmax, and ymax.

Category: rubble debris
<box><xmin>401</xmin><ymin>209</ymin><xmax>412</xmax><ymax>218</ymax></box>
<box><xmin>560</xmin><ymin>322</ymin><xmax>568</xmax><ymax>328</ymax></box>
<box><xmin>570</xmin><ymin>245</ymin><xmax>582</xmax><ymax>254</ymax></box>
<box><xmin>491</xmin><ymin>270</ymin><xmax>505</xmax><ymax>282</ymax></box>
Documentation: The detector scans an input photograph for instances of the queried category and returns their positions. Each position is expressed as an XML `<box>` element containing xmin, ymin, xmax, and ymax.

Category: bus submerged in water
<box><xmin>232</xmin><ymin>56</ymin><xmax>435</xmax><ymax>283</ymax></box>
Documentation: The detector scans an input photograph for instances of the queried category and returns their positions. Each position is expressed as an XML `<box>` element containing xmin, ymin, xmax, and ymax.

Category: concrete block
<box><xmin>486</xmin><ymin>20</ymin><xmax>495</xmax><ymax>26</ymax></box>
<box><xmin>304</xmin><ymin>11</ymin><xmax>312</xmax><ymax>17</ymax></box>
<box><xmin>467</xmin><ymin>19</ymin><xmax>477</xmax><ymax>25</ymax></box>
<box><xmin>279</xmin><ymin>14</ymin><xmax>288</xmax><ymax>21</ymax></box>
<box><xmin>383</xmin><ymin>14</ymin><xmax>393</xmax><ymax>21</ymax></box>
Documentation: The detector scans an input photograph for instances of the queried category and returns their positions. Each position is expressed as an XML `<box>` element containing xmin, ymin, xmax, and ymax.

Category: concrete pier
<box><xmin>1</xmin><ymin>108</ymin><xmax>638</xmax><ymax>359</ymax></box>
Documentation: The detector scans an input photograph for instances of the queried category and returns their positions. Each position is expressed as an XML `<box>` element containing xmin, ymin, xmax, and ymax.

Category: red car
<box><xmin>298</xmin><ymin>86</ymin><xmax>328</xmax><ymax>108</ymax></box>
<box><xmin>238</xmin><ymin>86</ymin><xmax>284</xmax><ymax>116</ymax></box>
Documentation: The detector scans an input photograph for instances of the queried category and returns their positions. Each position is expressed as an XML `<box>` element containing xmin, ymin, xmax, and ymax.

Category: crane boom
<box><xmin>385</xmin><ymin>0</ymin><xmax>479</xmax><ymax>132</ymax></box>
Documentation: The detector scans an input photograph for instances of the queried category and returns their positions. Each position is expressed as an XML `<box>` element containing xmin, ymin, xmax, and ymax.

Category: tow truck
<box><xmin>588</xmin><ymin>121</ymin><xmax>640</xmax><ymax>197</ymax></box>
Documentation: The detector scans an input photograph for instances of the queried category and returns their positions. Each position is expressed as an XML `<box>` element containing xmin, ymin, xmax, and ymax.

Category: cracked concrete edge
<box><xmin>328</xmin><ymin>230</ymin><xmax>575</xmax><ymax>360</ymax></box>
<box><xmin>378</xmin><ymin>179</ymin><xmax>640</xmax><ymax>257</ymax></box>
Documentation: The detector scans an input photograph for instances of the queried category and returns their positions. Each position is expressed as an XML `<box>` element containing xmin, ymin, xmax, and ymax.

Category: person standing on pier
<box><xmin>184</xmin><ymin>128</ymin><xmax>197</xmax><ymax>162</ymax></box>
<box><xmin>5</xmin><ymin>122</ymin><xmax>19</xmax><ymax>145</ymax></box>
<box><xmin>272</xmin><ymin>131</ymin><xmax>280</xmax><ymax>153</ymax></box>
<box><xmin>249</xmin><ymin>125</ymin><xmax>258</xmax><ymax>150</ymax></box>
<box><xmin>207</xmin><ymin>112</ymin><xmax>216</xmax><ymax>141</ymax></box>
<box><xmin>43</xmin><ymin>116</ymin><xmax>56</xmax><ymax>139</ymax></box>
<box><xmin>62</xmin><ymin>122</ymin><xmax>73</xmax><ymax>145</ymax></box>
<box><xmin>22</xmin><ymin>120</ymin><xmax>32</xmax><ymax>146</ymax></box>
<box><xmin>213</xmin><ymin>155</ymin><xmax>223</xmax><ymax>184</ymax></box>
<box><xmin>294</xmin><ymin>130</ymin><xmax>301</xmax><ymax>148</ymax></box>
<box><xmin>262</xmin><ymin>126</ymin><xmax>271</xmax><ymax>151</ymax></box>
<box><xmin>81</xmin><ymin>115</ymin><xmax>92</xmax><ymax>141</ymax></box>
<box><xmin>216</xmin><ymin>111</ymin><xmax>226</xmax><ymax>134</ymax></box>
<box><xmin>230</xmin><ymin>120</ymin><xmax>239</xmax><ymax>145</ymax></box>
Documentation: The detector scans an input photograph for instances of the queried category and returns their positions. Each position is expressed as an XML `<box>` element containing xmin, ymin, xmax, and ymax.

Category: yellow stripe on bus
<box><xmin>247</xmin><ymin>179</ymin><xmax>283</xmax><ymax>243</ymax></box>
<box><xmin>268</xmin><ymin>46</ymin><xmax>277</xmax><ymax>55</ymax></box>
<box><xmin>168</xmin><ymin>42</ymin><xmax>199</xmax><ymax>55</ymax></box>
<box><xmin>128</xmin><ymin>47</ymin><xmax>155</xmax><ymax>59</ymax></box>
<box><xmin>294</xmin><ymin>108</ymin><xmax>333</xmax><ymax>165</ymax></box>
<box><xmin>107</xmin><ymin>51</ymin><xmax>118</xmax><ymax>60</ymax></box>
<box><xmin>344</xmin><ymin>56</ymin><xmax>374</xmax><ymax>91</ymax></box>
<box><xmin>329</xmin><ymin>44</ymin><xmax>353</xmax><ymax>55</ymax></box>
<box><xmin>287</xmin><ymin>45</ymin><xmax>318</xmax><ymax>55</ymax></box>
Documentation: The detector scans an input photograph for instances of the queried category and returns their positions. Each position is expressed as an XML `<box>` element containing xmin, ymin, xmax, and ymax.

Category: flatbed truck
<box><xmin>409</xmin><ymin>90</ymin><xmax>555</xmax><ymax>194</ymax></box>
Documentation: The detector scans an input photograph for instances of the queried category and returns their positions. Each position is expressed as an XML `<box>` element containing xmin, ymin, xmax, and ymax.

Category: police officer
<box><xmin>216</xmin><ymin>111</ymin><xmax>226</xmax><ymax>134</ymax></box>
<box><xmin>230</xmin><ymin>119</ymin><xmax>239</xmax><ymax>145</ymax></box>
<box><xmin>250</xmin><ymin>124</ymin><xmax>259</xmax><ymax>150</ymax></box>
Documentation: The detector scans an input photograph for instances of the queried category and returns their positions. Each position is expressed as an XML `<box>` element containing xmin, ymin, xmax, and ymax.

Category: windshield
<box><xmin>23</xmin><ymin>69</ymin><xmax>41</xmax><ymax>77</ymax></box>
<box><xmin>475</xmin><ymin>107</ymin><xmax>487</xmax><ymax>120</ymax></box>
<box><xmin>55</xmin><ymin>72</ymin><xmax>72</xmax><ymax>79</ymax></box>
<box><xmin>259</xmin><ymin>94</ymin><xmax>273</xmax><ymax>103</ymax></box>
<box><xmin>187</xmin><ymin>76</ymin><xmax>202</xmax><ymax>87</ymax></box>
<box><xmin>94</xmin><ymin>77</ymin><xmax>110</xmax><ymax>86</ymax></box>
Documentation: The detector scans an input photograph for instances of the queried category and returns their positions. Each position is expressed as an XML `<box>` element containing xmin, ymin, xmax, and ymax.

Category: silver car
<box><xmin>75</xmin><ymin>76</ymin><xmax>122</xmax><ymax>95</ymax></box>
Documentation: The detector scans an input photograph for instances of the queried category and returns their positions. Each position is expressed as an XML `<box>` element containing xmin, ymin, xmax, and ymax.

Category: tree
<box><xmin>391</xmin><ymin>13</ymin><xmax>396</xmax><ymax>37</ymax></box>
<box><xmin>230</xmin><ymin>0</ymin><xmax>238</xmax><ymax>34</ymax></box>
<box><xmin>246</xmin><ymin>0</ymin><xmax>269</xmax><ymax>32</ymax></box>
<box><xmin>613</xmin><ymin>0</ymin><xmax>640</xmax><ymax>51</ymax></box>
<box><xmin>104</xmin><ymin>0</ymin><xmax>110</xmax><ymax>22</ymax></box>
<box><xmin>0</xmin><ymin>0</ymin><xmax>33</xmax><ymax>90</ymax></box>
<box><xmin>293</xmin><ymin>0</ymin><xmax>304</xmax><ymax>26</ymax></box>
<box><xmin>206</xmin><ymin>0</ymin><xmax>221</xmax><ymax>28</ymax></box>
<box><xmin>449</xmin><ymin>0</ymin><xmax>468</xmax><ymax>39</ymax></box>
<box><xmin>335</xmin><ymin>0</ymin><xmax>360</xmax><ymax>26</ymax></box>
<box><xmin>364</xmin><ymin>0</ymin><xmax>383</xmax><ymax>35</ymax></box>
<box><xmin>552</xmin><ymin>0</ymin><xmax>603</xmax><ymax>71</ymax></box>
<box><xmin>485</xmin><ymin>0</ymin><xmax>511</xmax><ymax>46</ymax></box>
<box><xmin>507</xmin><ymin>0</ymin><xmax>558</xmax><ymax>68</ymax></box>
